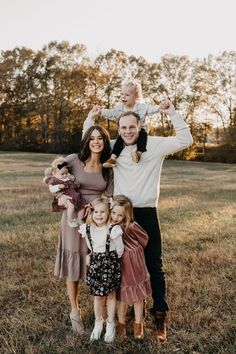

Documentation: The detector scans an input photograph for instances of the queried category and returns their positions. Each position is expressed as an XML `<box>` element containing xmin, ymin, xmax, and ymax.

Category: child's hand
<box><xmin>59</xmin><ymin>184</ymin><xmax>65</xmax><ymax>189</ymax></box>
<box><xmin>159</xmin><ymin>100</ymin><xmax>170</xmax><ymax>110</ymax></box>
<box><xmin>89</xmin><ymin>105</ymin><xmax>101</xmax><ymax>117</ymax></box>
<box><xmin>95</xmin><ymin>105</ymin><xmax>102</xmax><ymax>115</ymax></box>
<box><xmin>159</xmin><ymin>101</ymin><xmax>175</xmax><ymax>116</ymax></box>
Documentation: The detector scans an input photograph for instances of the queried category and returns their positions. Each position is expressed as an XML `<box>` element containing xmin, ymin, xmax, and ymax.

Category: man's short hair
<box><xmin>117</xmin><ymin>111</ymin><xmax>140</xmax><ymax>125</ymax></box>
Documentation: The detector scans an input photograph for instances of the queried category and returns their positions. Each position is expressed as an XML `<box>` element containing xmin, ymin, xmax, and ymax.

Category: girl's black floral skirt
<box><xmin>86</xmin><ymin>250</ymin><xmax>121</xmax><ymax>296</ymax></box>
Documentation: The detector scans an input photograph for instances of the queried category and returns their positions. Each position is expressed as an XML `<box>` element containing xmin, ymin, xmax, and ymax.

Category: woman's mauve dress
<box><xmin>54</xmin><ymin>154</ymin><xmax>113</xmax><ymax>281</ymax></box>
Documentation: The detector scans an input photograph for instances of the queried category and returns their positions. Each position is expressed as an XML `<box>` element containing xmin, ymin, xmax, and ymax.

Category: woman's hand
<box><xmin>86</xmin><ymin>253</ymin><xmax>91</xmax><ymax>266</ymax></box>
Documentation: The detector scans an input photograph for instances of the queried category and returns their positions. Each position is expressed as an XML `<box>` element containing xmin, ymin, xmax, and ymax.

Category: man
<box><xmin>85</xmin><ymin>102</ymin><xmax>193</xmax><ymax>342</ymax></box>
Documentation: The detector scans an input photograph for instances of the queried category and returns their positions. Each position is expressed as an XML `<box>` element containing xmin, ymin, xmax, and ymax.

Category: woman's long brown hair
<box><xmin>79</xmin><ymin>125</ymin><xmax>112</xmax><ymax>182</ymax></box>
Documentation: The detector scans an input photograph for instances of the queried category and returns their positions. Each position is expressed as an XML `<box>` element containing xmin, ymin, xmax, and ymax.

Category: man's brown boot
<box><xmin>154</xmin><ymin>311</ymin><xmax>167</xmax><ymax>343</ymax></box>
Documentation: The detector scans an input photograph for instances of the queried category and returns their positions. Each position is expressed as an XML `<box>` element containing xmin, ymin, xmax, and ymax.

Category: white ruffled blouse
<box><xmin>79</xmin><ymin>223</ymin><xmax>124</xmax><ymax>258</ymax></box>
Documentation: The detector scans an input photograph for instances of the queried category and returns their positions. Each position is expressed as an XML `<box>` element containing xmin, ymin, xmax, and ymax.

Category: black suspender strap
<box><xmin>86</xmin><ymin>224</ymin><xmax>115</xmax><ymax>254</ymax></box>
<box><xmin>105</xmin><ymin>224</ymin><xmax>114</xmax><ymax>254</ymax></box>
<box><xmin>86</xmin><ymin>224</ymin><xmax>93</xmax><ymax>253</ymax></box>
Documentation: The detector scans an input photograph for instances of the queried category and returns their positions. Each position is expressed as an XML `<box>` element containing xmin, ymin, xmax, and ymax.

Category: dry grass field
<box><xmin>0</xmin><ymin>152</ymin><xmax>235</xmax><ymax>354</ymax></box>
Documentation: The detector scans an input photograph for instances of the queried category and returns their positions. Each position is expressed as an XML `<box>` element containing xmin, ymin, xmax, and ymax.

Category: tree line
<box><xmin>0</xmin><ymin>41</ymin><xmax>235</xmax><ymax>162</ymax></box>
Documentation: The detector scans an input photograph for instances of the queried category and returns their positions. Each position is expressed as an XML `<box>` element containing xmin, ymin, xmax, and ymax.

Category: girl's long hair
<box><xmin>111</xmin><ymin>195</ymin><xmax>134</xmax><ymax>227</ymax></box>
<box><xmin>79</xmin><ymin>125</ymin><xmax>111</xmax><ymax>182</ymax></box>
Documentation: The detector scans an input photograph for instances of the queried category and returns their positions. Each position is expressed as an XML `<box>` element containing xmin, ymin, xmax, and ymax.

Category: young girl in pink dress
<box><xmin>110</xmin><ymin>195</ymin><xmax>151</xmax><ymax>339</ymax></box>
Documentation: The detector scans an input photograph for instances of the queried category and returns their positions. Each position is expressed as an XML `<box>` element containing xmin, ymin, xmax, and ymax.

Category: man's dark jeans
<box><xmin>133</xmin><ymin>207</ymin><xmax>169</xmax><ymax>313</ymax></box>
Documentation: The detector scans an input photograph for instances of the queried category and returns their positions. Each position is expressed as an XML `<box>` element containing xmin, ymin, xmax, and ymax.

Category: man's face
<box><xmin>118</xmin><ymin>114</ymin><xmax>141</xmax><ymax>146</ymax></box>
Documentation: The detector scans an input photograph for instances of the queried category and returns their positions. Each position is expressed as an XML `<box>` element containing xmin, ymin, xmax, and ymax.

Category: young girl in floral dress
<box><xmin>79</xmin><ymin>197</ymin><xmax>124</xmax><ymax>343</ymax></box>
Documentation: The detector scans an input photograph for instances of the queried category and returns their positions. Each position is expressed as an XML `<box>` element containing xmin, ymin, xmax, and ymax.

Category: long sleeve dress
<box><xmin>116</xmin><ymin>222</ymin><xmax>151</xmax><ymax>304</ymax></box>
<box><xmin>54</xmin><ymin>154</ymin><xmax>113</xmax><ymax>281</ymax></box>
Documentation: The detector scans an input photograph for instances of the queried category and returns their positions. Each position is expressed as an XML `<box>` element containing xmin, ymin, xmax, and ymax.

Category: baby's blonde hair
<box><xmin>86</xmin><ymin>197</ymin><xmax>110</xmax><ymax>226</ymax></box>
<box><xmin>121</xmin><ymin>78</ymin><xmax>143</xmax><ymax>101</ymax></box>
<box><xmin>45</xmin><ymin>156</ymin><xmax>68</xmax><ymax>176</ymax></box>
<box><xmin>111</xmin><ymin>195</ymin><xmax>134</xmax><ymax>227</ymax></box>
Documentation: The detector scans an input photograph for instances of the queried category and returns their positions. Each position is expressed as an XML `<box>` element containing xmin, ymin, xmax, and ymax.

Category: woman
<box><xmin>50</xmin><ymin>107</ymin><xmax>113</xmax><ymax>333</ymax></box>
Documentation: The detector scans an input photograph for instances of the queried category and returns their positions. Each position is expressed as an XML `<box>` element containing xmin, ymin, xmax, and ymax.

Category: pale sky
<box><xmin>0</xmin><ymin>0</ymin><xmax>235</xmax><ymax>62</ymax></box>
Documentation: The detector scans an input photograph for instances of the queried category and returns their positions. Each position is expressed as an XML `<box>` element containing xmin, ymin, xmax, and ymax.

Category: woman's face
<box><xmin>89</xmin><ymin>129</ymin><xmax>104</xmax><ymax>153</ymax></box>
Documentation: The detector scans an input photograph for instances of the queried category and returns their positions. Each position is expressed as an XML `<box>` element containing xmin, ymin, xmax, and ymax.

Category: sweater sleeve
<box><xmin>110</xmin><ymin>225</ymin><xmax>124</xmax><ymax>258</ymax></box>
<box><xmin>68</xmin><ymin>174</ymin><xmax>75</xmax><ymax>182</ymax></box>
<box><xmin>83</xmin><ymin>105</ymin><xmax>122</xmax><ymax>134</ymax></box>
<box><xmin>126</xmin><ymin>222</ymin><xmax>149</xmax><ymax>249</ymax></box>
<box><xmin>101</xmin><ymin>107</ymin><xmax>120</xmax><ymax>121</ymax></box>
<box><xmin>64</xmin><ymin>154</ymin><xmax>79</xmax><ymax>175</ymax></box>
<box><xmin>145</xmin><ymin>103</ymin><xmax>160</xmax><ymax>117</ymax></box>
<box><xmin>82</xmin><ymin>111</ymin><xmax>94</xmax><ymax>137</ymax></box>
<box><xmin>43</xmin><ymin>174</ymin><xmax>52</xmax><ymax>184</ymax></box>
<box><xmin>157</xmin><ymin>113</ymin><xmax>193</xmax><ymax>157</ymax></box>
<box><xmin>78</xmin><ymin>224</ymin><xmax>92</xmax><ymax>251</ymax></box>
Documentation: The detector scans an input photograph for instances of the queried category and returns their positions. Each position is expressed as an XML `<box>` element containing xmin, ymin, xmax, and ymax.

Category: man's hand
<box><xmin>159</xmin><ymin>101</ymin><xmax>176</xmax><ymax>116</ymax></box>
